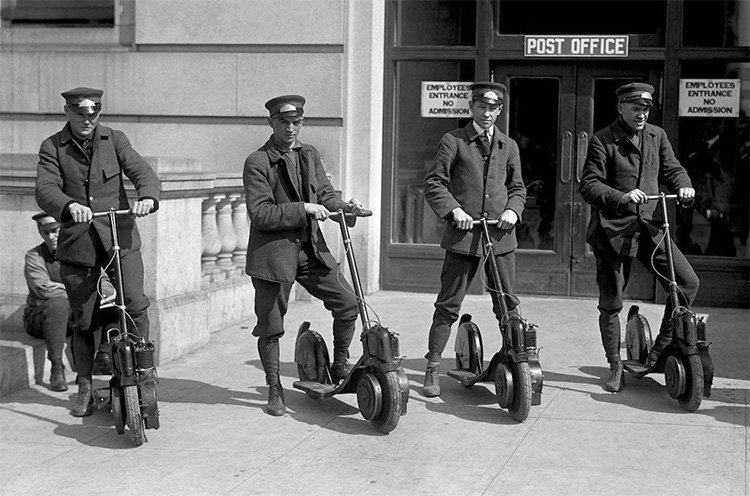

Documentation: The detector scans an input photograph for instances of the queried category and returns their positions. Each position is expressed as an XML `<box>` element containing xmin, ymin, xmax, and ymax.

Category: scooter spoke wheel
<box><xmin>356</xmin><ymin>373</ymin><xmax>383</xmax><ymax>421</ymax></box>
<box><xmin>507</xmin><ymin>361</ymin><xmax>532</xmax><ymax>423</ymax></box>
<box><xmin>677</xmin><ymin>354</ymin><xmax>704</xmax><ymax>412</ymax></box>
<box><xmin>110</xmin><ymin>383</ymin><xmax>125</xmax><ymax>435</ymax></box>
<box><xmin>494</xmin><ymin>362</ymin><xmax>514</xmax><ymax>409</ymax></box>
<box><xmin>664</xmin><ymin>355</ymin><xmax>686</xmax><ymax>399</ymax></box>
<box><xmin>123</xmin><ymin>385</ymin><xmax>147</xmax><ymax>446</ymax></box>
<box><xmin>369</xmin><ymin>371</ymin><xmax>403</xmax><ymax>434</ymax></box>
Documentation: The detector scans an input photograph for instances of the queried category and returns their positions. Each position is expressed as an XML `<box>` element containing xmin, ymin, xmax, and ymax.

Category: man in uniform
<box><xmin>36</xmin><ymin>87</ymin><xmax>159</xmax><ymax>416</ymax></box>
<box><xmin>421</xmin><ymin>81</ymin><xmax>527</xmax><ymax>397</ymax></box>
<box><xmin>243</xmin><ymin>95</ymin><xmax>363</xmax><ymax>416</ymax></box>
<box><xmin>579</xmin><ymin>82</ymin><xmax>699</xmax><ymax>392</ymax></box>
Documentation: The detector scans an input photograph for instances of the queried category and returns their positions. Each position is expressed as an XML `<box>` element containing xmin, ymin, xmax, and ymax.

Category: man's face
<box><xmin>39</xmin><ymin>225</ymin><xmax>59</xmax><ymax>253</ymax></box>
<box><xmin>469</xmin><ymin>100</ymin><xmax>502</xmax><ymax>130</ymax></box>
<box><xmin>65</xmin><ymin>107</ymin><xmax>100</xmax><ymax>140</ymax></box>
<box><xmin>268</xmin><ymin>114</ymin><xmax>303</xmax><ymax>149</ymax></box>
<box><xmin>617</xmin><ymin>102</ymin><xmax>650</xmax><ymax>132</ymax></box>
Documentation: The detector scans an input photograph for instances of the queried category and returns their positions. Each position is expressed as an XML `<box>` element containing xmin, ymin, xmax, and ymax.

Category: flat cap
<box><xmin>265</xmin><ymin>95</ymin><xmax>305</xmax><ymax>118</ymax></box>
<box><xmin>32</xmin><ymin>212</ymin><xmax>59</xmax><ymax>231</ymax></box>
<box><xmin>470</xmin><ymin>81</ymin><xmax>507</xmax><ymax>105</ymax></box>
<box><xmin>616</xmin><ymin>82</ymin><xmax>654</xmax><ymax>106</ymax></box>
<box><xmin>61</xmin><ymin>87</ymin><xmax>103</xmax><ymax>114</ymax></box>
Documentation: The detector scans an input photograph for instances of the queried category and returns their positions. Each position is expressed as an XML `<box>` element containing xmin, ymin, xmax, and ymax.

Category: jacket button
<box><xmin>485</xmin><ymin>194</ymin><xmax>490</xmax><ymax>199</ymax></box>
<box><xmin>483</xmin><ymin>212</ymin><xmax>488</xmax><ymax>217</ymax></box>
<box><xmin>89</xmin><ymin>196</ymin><xmax>94</xmax><ymax>201</ymax></box>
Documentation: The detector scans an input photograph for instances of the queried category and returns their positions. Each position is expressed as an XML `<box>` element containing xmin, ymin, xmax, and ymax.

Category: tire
<box><xmin>677</xmin><ymin>354</ymin><xmax>704</xmax><ymax>412</ymax></box>
<box><xmin>369</xmin><ymin>370</ymin><xmax>403</xmax><ymax>434</ymax></box>
<box><xmin>507</xmin><ymin>361</ymin><xmax>532</xmax><ymax>423</ymax></box>
<box><xmin>110</xmin><ymin>383</ymin><xmax>125</xmax><ymax>435</ymax></box>
<box><xmin>123</xmin><ymin>385</ymin><xmax>147</xmax><ymax>446</ymax></box>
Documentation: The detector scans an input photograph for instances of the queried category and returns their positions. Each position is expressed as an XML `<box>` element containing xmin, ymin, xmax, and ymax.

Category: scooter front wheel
<box><xmin>110</xmin><ymin>382</ymin><xmax>125</xmax><ymax>435</ymax></box>
<box><xmin>507</xmin><ymin>361</ymin><xmax>532</xmax><ymax>423</ymax></box>
<box><xmin>123</xmin><ymin>385</ymin><xmax>147</xmax><ymax>446</ymax></box>
<box><xmin>677</xmin><ymin>354</ymin><xmax>704</xmax><ymax>412</ymax></box>
<box><xmin>368</xmin><ymin>370</ymin><xmax>403</xmax><ymax>434</ymax></box>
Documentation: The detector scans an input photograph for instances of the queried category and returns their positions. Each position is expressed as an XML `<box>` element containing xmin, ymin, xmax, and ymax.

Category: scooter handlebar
<box><xmin>92</xmin><ymin>209</ymin><xmax>132</xmax><ymax>218</ymax></box>
<box><xmin>645</xmin><ymin>194</ymin><xmax>678</xmax><ymax>201</ymax></box>
<box><xmin>328</xmin><ymin>209</ymin><xmax>373</xmax><ymax>220</ymax></box>
<box><xmin>471</xmin><ymin>218</ymin><xmax>499</xmax><ymax>226</ymax></box>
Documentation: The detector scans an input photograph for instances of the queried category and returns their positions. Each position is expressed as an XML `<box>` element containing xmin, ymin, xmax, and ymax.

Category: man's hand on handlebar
<box><xmin>68</xmin><ymin>203</ymin><xmax>93</xmax><ymax>223</ymax></box>
<box><xmin>677</xmin><ymin>187</ymin><xmax>695</xmax><ymax>203</ymax></box>
<box><xmin>451</xmin><ymin>207</ymin><xmax>473</xmax><ymax>230</ymax></box>
<box><xmin>132</xmin><ymin>198</ymin><xmax>155</xmax><ymax>217</ymax></box>
<box><xmin>621</xmin><ymin>188</ymin><xmax>649</xmax><ymax>205</ymax></box>
<box><xmin>497</xmin><ymin>209</ymin><xmax>518</xmax><ymax>230</ymax></box>
<box><xmin>304</xmin><ymin>203</ymin><xmax>330</xmax><ymax>221</ymax></box>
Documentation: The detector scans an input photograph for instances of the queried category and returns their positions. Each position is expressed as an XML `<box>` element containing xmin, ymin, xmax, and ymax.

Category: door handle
<box><xmin>576</xmin><ymin>131</ymin><xmax>589</xmax><ymax>183</ymax></box>
<box><xmin>560</xmin><ymin>131</ymin><xmax>572</xmax><ymax>184</ymax></box>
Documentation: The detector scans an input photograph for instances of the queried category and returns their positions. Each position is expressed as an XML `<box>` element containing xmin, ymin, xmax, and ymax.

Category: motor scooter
<box><xmin>446</xmin><ymin>218</ymin><xmax>543</xmax><ymax>422</ymax></box>
<box><xmin>293</xmin><ymin>209</ymin><xmax>409</xmax><ymax>433</ymax></box>
<box><xmin>92</xmin><ymin>209</ymin><xmax>159</xmax><ymax>446</ymax></box>
<box><xmin>622</xmin><ymin>193</ymin><xmax>714</xmax><ymax>412</ymax></box>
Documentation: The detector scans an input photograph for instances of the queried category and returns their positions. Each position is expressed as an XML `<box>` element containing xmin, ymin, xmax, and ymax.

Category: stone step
<box><xmin>0</xmin><ymin>328</ymin><xmax>75</xmax><ymax>397</ymax></box>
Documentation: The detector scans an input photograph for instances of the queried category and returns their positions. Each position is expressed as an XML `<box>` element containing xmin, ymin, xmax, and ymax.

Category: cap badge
<box><xmin>279</xmin><ymin>103</ymin><xmax>297</xmax><ymax>113</ymax></box>
<box><xmin>482</xmin><ymin>91</ymin><xmax>499</xmax><ymax>100</ymax></box>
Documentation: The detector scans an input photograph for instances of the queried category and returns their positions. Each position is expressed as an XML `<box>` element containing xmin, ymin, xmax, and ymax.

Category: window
<box><xmin>683</xmin><ymin>0</ymin><xmax>749</xmax><ymax>48</ymax></box>
<box><xmin>497</xmin><ymin>0</ymin><xmax>666</xmax><ymax>47</ymax></box>
<box><xmin>675</xmin><ymin>61</ymin><xmax>750</xmax><ymax>259</ymax></box>
<box><xmin>1</xmin><ymin>0</ymin><xmax>114</xmax><ymax>27</ymax></box>
<box><xmin>395</xmin><ymin>0</ymin><xmax>476</xmax><ymax>46</ymax></box>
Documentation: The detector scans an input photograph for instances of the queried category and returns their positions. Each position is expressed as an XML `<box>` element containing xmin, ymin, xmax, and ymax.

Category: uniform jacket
<box><xmin>24</xmin><ymin>243</ymin><xmax>66</xmax><ymax>308</ymax></box>
<box><xmin>424</xmin><ymin>123</ymin><xmax>526</xmax><ymax>256</ymax></box>
<box><xmin>243</xmin><ymin>137</ymin><xmax>348</xmax><ymax>283</ymax></box>
<box><xmin>35</xmin><ymin>124</ymin><xmax>160</xmax><ymax>267</ymax></box>
<box><xmin>579</xmin><ymin>119</ymin><xmax>692</xmax><ymax>257</ymax></box>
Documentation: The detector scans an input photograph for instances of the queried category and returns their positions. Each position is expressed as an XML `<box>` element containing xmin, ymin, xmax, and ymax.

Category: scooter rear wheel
<box><xmin>369</xmin><ymin>370</ymin><xmax>403</xmax><ymax>434</ymax></box>
<box><xmin>507</xmin><ymin>361</ymin><xmax>532</xmax><ymax>423</ymax></box>
<box><xmin>123</xmin><ymin>385</ymin><xmax>147</xmax><ymax>446</ymax></box>
<box><xmin>677</xmin><ymin>354</ymin><xmax>704</xmax><ymax>412</ymax></box>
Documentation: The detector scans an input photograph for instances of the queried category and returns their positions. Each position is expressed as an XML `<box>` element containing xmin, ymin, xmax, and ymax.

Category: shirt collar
<box><xmin>472</xmin><ymin>121</ymin><xmax>493</xmax><ymax>139</ymax></box>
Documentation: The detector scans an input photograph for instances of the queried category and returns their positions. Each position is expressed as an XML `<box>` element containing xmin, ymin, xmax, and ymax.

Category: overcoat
<box><xmin>35</xmin><ymin>124</ymin><xmax>160</xmax><ymax>267</ymax></box>
<box><xmin>424</xmin><ymin>123</ymin><xmax>526</xmax><ymax>256</ymax></box>
<box><xmin>579</xmin><ymin>119</ymin><xmax>692</xmax><ymax>257</ymax></box>
<box><xmin>243</xmin><ymin>137</ymin><xmax>348</xmax><ymax>283</ymax></box>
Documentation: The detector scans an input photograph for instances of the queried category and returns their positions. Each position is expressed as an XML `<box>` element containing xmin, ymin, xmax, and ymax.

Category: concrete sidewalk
<box><xmin>0</xmin><ymin>291</ymin><xmax>748</xmax><ymax>496</ymax></box>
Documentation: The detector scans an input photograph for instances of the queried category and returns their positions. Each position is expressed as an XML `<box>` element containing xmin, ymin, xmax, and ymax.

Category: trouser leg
<box><xmin>251</xmin><ymin>277</ymin><xmax>291</xmax><ymax>383</ymax></box>
<box><xmin>110</xmin><ymin>250</ymin><xmax>150</xmax><ymax>340</ymax></box>
<box><xmin>638</xmin><ymin>237</ymin><xmax>700</xmax><ymax>359</ymax></box>
<box><xmin>61</xmin><ymin>263</ymin><xmax>101</xmax><ymax>382</ymax></box>
<box><xmin>594</xmin><ymin>249</ymin><xmax>631</xmax><ymax>364</ymax></box>
<box><xmin>295</xmin><ymin>244</ymin><xmax>358</xmax><ymax>362</ymax></box>
<box><xmin>486</xmin><ymin>250</ymin><xmax>520</xmax><ymax>323</ymax></box>
<box><xmin>426</xmin><ymin>251</ymin><xmax>479</xmax><ymax>363</ymax></box>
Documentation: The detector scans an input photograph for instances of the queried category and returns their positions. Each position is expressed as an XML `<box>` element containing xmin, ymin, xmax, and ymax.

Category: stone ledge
<box><xmin>0</xmin><ymin>328</ymin><xmax>75</xmax><ymax>397</ymax></box>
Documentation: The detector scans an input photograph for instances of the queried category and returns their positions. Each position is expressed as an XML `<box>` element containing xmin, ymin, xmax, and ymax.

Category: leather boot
<box><xmin>422</xmin><ymin>361</ymin><xmax>441</xmax><ymax>397</ymax></box>
<box><xmin>92</xmin><ymin>346</ymin><xmax>113</xmax><ymax>376</ymax></box>
<box><xmin>266</xmin><ymin>376</ymin><xmax>286</xmax><ymax>417</ymax></box>
<box><xmin>71</xmin><ymin>379</ymin><xmax>94</xmax><ymax>417</ymax></box>
<box><xmin>49</xmin><ymin>359</ymin><xmax>68</xmax><ymax>392</ymax></box>
<box><xmin>604</xmin><ymin>361</ymin><xmax>624</xmax><ymax>393</ymax></box>
<box><xmin>331</xmin><ymin>348</ymin><xmax>353</xmax><ymax>382</ymax></box>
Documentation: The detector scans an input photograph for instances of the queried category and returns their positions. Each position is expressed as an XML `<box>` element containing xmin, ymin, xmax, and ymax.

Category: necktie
<box><xmin>479</xmin><ymin>130</ymin><xmax>491</xmax><ymax>157</ymax></box>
